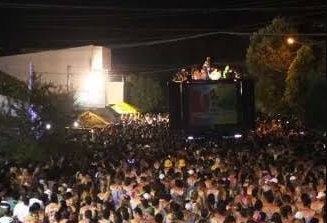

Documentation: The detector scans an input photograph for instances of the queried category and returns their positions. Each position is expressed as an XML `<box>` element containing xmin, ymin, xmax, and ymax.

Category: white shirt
<box><xmin>13</xmin><ymin>202</ymin><xmax>29</xmax><ymax>222</ymax></box>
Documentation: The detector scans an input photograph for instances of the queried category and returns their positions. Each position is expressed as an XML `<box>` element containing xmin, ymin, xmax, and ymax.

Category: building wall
<box><xmin>0</xmin><ymin>45</ymin><xmax>123</xmax><ymax>108</ymax></box>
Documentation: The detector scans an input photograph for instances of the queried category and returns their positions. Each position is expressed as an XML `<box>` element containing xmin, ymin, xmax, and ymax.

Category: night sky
<box><xmin>0</xmin><ymin>0</ymin><xmax>325</xmax><ymax>80</ymax></box>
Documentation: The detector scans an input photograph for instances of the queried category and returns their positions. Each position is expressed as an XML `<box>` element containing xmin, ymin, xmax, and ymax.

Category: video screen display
<box><xmin>185</xmin><ymin>82</ymin><xmax>238</xmax><ymax>126</ymax></box>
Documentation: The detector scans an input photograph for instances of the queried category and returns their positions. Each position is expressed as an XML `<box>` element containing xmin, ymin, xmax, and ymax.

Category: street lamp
<box><xmin>286</xmin><ymin>37</ymin><xmax>324</xmax><ymax>46</ymax></box>
<box><xmin>287</xmin><ymin>37</ymin><xmax>295</xmax><ymax>45</ymax></box>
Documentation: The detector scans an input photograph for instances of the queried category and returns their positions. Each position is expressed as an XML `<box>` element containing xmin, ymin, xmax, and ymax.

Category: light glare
<box><xmin>234</xmin><ymin>134</ymin><xmax>242</xmax><ymax>138</ymax></box>
<box><xmin>73</xmin><ymin>121</ymin><xmax>79</xmax><ymax>128</ymax></box>
<box><xmin>45</xmin><ymin>123</ymin><xmax>51</xmax><ymax>130</ymax></box>
<box><xmin>287</xmin><ymin>37</ymin><xmax>295</xmax><ymax>45</ymax></box>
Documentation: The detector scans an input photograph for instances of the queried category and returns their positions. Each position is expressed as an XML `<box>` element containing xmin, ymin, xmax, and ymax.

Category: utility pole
<box><xmin>66</xmin><ymin>65</ymin><xmax>72</xmax><ymax>92</ymax></box>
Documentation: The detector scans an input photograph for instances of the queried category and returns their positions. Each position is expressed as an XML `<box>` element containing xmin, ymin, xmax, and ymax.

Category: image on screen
<box><xmin>186</xmin><ymin>83</ymin><xmax>238</xmax><ymax>126</ymax></box>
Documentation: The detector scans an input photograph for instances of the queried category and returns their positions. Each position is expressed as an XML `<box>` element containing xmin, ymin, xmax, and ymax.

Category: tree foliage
<box><xmin>0</xmin><ymin>73</ymin><xmax>81</xmax><ymax>160</ymax></box>
<box><xmin>284</xmin><ymin>45</ymin><xmax>315</xmax><ymax>117</ymax></box>
<box><xmin>246</xmin><ymin>17</ymin><xmax>326</xmax><ymax>130</ymax></box>
<box><xmin>246</xmin><ymin>17</ymin><xmax>298</xmax><ymax>114</ymax></box>
<box><xmin>125</xmin><ymin>75</ymin><xmax>163</xmax><ymax>112</ymax></box>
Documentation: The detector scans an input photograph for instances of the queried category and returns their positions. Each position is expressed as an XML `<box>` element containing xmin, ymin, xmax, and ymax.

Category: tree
<box><xmin>0</xmin><ymin>73</ymin><xmax>81</xmax><ymax>160</ymax></box>
<box><xmin>246</xmin><ymin>17</ymin><xmax>298</xmax><ymax>114</ymax></box>
<box><xmin>284</xmin><ymin>45</ymin><xmax>315</xmax><ymax>118</ymax></box>
<box><xmin>304</xmin><ymin>72</ymin><xmax>326</xmax><ymax>130</ymax></box>
<box><xmin>125</xmin><ymin>75</ymin><xmax>163</xmax><ymax>112</ymax></box>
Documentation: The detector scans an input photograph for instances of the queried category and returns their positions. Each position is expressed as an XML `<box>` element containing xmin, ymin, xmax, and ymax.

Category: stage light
<box><xmin>45</xmin><ymin>123</ymin><xmax>51</xmax><ymax>130</ymax></box>
<box><xmin>234</xmin><ymin>134</ymin><xmax>242</xmax><ymax>138</ymax></box>
<box><xmin>187</xmin><ymin>136</ymin><xmax>194</xmax><ymax>140</ymax></box>
<box><xmin>77</xmin><ymin>70</ymin><xmax>105</xmax><ymax>107</ymax></box>
<box><xmin>82</xmin><ymin>73</ymin><xmax>103</xmax><ymax>92</ymax></box>
<box><xmin>73</xmin><ymin>121</ymin><xmax>79</xmax><ymax>128</ymax></box>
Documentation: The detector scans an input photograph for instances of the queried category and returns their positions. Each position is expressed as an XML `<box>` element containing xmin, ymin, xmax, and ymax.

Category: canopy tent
<box><xmin>111</xmin><ymin>102</ymin><xmax>138</xmax><ymax>114</ymax></box>
<box><xmin>78</xmin><ymin>111</ymin><xmax>110</xmax><ymax>128</ymax></box>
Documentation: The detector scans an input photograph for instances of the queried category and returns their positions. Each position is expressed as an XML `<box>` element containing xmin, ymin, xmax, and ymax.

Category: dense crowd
<box><xmin>0</xmin><ymin>113</ymin><xmax>325</xmax><ymax>223</ymax></box>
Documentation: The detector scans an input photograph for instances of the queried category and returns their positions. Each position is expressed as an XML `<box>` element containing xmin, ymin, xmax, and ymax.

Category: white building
<box><xmin>0</xmin><ymin>45</ymin><xmax>124</xmax><ymax>108</ymax></box>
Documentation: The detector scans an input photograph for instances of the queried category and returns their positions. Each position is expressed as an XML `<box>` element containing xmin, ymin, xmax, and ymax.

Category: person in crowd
<box><xmin>0</xmin><ymin>112</ymin><xmax>325</xmax><ymax>223</ymax></box>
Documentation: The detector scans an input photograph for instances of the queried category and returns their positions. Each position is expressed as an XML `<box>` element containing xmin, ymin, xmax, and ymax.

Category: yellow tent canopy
<box><xmin>111</xmin><ymin>102</ymin><xmax>138</xmax><ymax>114</ymax></box>
<box><xmin>78</xmin><ymin>111</ymin><xmax>109</xmax><ymax>128</ymax></box>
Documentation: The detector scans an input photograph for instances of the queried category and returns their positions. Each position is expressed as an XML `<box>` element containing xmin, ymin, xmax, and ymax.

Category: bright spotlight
<box><xmin>45</xmin><ymin>123</ymin><xmax>51</xmax><ymax>130</ymax></box>
<box><xmin>187</xmin><ymin>136</ymin><xmax>194</xmax><ymax>140</ymax></box>
<box><xmin>234</xmin><ymin>134</ymin><xmax>242</xmax><ymax>139</ymax></box>
<box><xmin>73</xmin><ymin>121</ymin><xmax>79</xmax><ymax>128</ymax></box>
<box><xmin>287</xmin><ymin>37</ymin><xmax>295</xmax><ymax>45</ymax></box>
<box><xmin>82</xmin><ymin>72</ymin><xmax>104</xmax><ymax>93</ymax></box>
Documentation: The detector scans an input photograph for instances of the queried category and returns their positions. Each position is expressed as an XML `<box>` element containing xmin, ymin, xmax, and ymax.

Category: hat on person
<box><xmin>159</xmin><ymin>173</ymin><xmax>165</xmax><ymax>180</ymax></box>
<box><xmin>316</xmin><ymin>191</ymin><xmax>326</xmax><ymax>199</ymax></box>
<box><xmin>0</xmin><ymin>201</ymin><xmax>10</xmax><ymax>209</ymax></box>
<box><xmin>269</xmin><ymin>178</ymin><xmax>278</xmax><ymax>184</ymax></box>
<box><xmin>143</xmin><ymin>193</ymin><xmax>151</xmax><ymax>200</ymax></box>
<box><xmin>294</xmin><ymin>211</ymin><xmax>304</xmax><ymax>219</ymax></box>
<box><xmin>187</xmin><ymin>169</ymin><xmax>194</xmax><ymax>175</ymax></box>
<box><xmin>290</xmin><ymin>176</ymin><xmax>297</xmax><ymax>181</ymax></box>
<box><xmin>164</xmin><ymin>159</ymin><xmax>173</xmax><ymax>168</ymax></box>
<box><xmin>185</xmin><ymin>202</ymin><xmax>192</xmax><ymax>211</ymax></box>
<box><xmin>177</xmin><ymin>159</ymin><xmax>186</xmax><ymax>168</ymax></box>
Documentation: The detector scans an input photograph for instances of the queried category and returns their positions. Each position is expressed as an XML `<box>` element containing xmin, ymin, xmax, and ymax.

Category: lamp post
<box><xmin>287</xmin><ymin>37</ymin><xmax>295</xmax><ymax>45</ymax></box>
<box><xmin>286</xmin><ymin>37</ymin><xmax>325</xmax><ymax>46</ymax></box>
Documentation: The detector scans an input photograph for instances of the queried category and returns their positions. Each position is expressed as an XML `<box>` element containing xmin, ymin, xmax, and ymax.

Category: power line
<box><xmin>110</xmin><ymin>31</ymin><xmax>326</xmax><ymax>49</ymax></box>
<box><xmin>14</xmin><ymin>30</ymin><xmax>325</xmax><ymax>47</ymax></box>
<box><xmin>0</xmin><ymin>2</ymin><xmax>324</xmax><ymax>12</ymax></box>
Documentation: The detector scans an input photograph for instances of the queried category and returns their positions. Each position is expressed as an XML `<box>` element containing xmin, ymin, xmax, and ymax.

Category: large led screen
<box><xmin>185</xmin><ymin>82</ymin><xmax>238</xmax><ymax>126</ymax></box>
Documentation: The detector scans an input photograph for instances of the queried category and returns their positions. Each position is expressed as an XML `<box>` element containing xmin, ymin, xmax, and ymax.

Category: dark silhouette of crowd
<box><xmin>0</xmin><ymin>113</ymin><xmax>325</xmax><ymax>223</ymax></box>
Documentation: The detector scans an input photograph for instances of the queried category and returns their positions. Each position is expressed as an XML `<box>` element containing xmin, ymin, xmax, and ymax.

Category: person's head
<box><xmin>207</xmin><ymin>194</ymin><xmax>216</xmax><ymax>206</ymax></box>
<box><xmin>263</xmin><ymin>190</ymin><xmax>274</xmax><ymax>203</ymax></box>
<box><xmin>85</xmin><ymin>196</ymin><xmax>92</xmax><ymax>205</ymax></box>
<box><xmin>22</xmin><ymin>195</ymin><xmax>29</xmax><ymax>206</ymax></box>
<box><xmin>50</xmin><ymin>193</ymin><xmax>58</xmax><ymax>203</ymax></box>
<box><xmin>134</xmin><ymin>207</ymin><xmax>143</xmax><ymax>217</ymax></box>
<box><xmin>119</xmin><ymin>207</ymin><xmax>129</xmax><ymax>220</ymax></box>
<box><xmin>292</xmin><ymin>218</ymin><xmax>305</xmax><ymax>223</ymax></box>
<box><xmin>310</xmin><ymin>217</ymin><xmax>319</xmax><ymax>223</ymax></box>
<box><xmin>282</xmin><ymin>194</ymin><xmax>291</xmax><ymax>204</ymax></box>
<box><xmin>154</xmin><ymin>213</ymin><xmax>163</xmax><ymax>223</ymax></box>
<box><xmin>223</xmin><ymin>215</ymin><xmax>236</xmax><ymax>223</ymax></box>
<box><xmin>200</xmin><ymin>208</ymin><xmax>209</xmax><ymax>218</ymax></box>
<box><xmin>84</xmin><ymin>210</ymin><xmax>92</xmax><ymax>220</ymax></box>
<box><xmin>258</xmin><ymin>212</ymin><xmax>267</xmax><ymax>222</ymax></box>
<box><xmin>102</xmin><ymin>208</ymin><xmax>110</xmax><ymax>220</ymax></box>
<box><xmin>29</xmin><ymin>202</ymin><xmax>41</xmax><ymax>214</ymax></box>
<box><xmin>271</xmin><ymin>212</ymin><xmax>282</xmax><ymax>223</ymax></box>
<box><xmin>300</xmin><ymin>193</ymin><xmax>311</xmax><ymax>207</ymax></box>
<box><xmin>280</xmin><ymin>205</ymin><xmax>292</xmax><ymax>218</ymax></box>
<box><xmin>54</xmin><ymin>211</ymin><xmax>61</xmax><ymax>222</ymax></box>
<box><xmin>217</xmin><ymin>201</ymin><xmax>226</xmax><ymax>215</ymax></box>
<box><xmin>254</xmin><ymin>199</ymin><xmax>263</xmax><ymax>211</ymax></box>
<box><xmin>61</xmin><ymin>210</ymin><xmax>70</xmax><ymax>220</ymax></box>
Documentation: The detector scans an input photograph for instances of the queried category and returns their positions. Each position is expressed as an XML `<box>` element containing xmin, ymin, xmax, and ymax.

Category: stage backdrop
<box><xmin>184</xmin><ymin>82</ymin><xmax>238</xmax><ymax>127</ymax></box>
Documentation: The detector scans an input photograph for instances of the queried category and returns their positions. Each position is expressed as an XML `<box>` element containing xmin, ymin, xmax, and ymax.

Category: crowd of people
<box><xmin>0</xmin><ymin>113</ymin><xmax>325</xmax><ymax>223</ymax></box>
<box><xmin>172</xmin><ymin>57</ymin><xmax>241</xmax><ymax>82</ymax></box>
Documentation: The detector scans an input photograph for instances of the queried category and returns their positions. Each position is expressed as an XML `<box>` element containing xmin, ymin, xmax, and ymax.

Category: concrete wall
<box><xmin>0</xmin><ymin>45</ymin><xmax>119</xmax><ymax>108</ymax></box>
